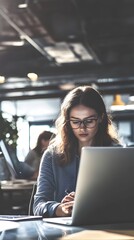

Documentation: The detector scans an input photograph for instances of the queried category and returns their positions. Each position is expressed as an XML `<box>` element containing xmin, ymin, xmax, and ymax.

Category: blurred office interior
<box><xmin>1</xmin><ymin>0</ymin><xmax>134</xmax><ymax>215</ymax></box>
<box><xmin>0</xmin><ymin>0</ymin><xmax>134</xmax><ymax>160</ymax></box>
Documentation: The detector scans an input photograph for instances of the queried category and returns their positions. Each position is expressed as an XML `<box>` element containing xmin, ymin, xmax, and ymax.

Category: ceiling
<box><xmin>0</xmin><ymin>0</ymin><xmax>134</xmax><ymax>100</ymax></box>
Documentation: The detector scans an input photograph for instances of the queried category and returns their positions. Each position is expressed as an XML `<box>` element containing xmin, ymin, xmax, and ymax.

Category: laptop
<box><xmin>44</xmin><ymin>146</ymin><xmax>134</xmax><ymax>226</ymax></box>
<box><xmin>0</xmin><ymin>140</ymin><xmax>34</xmax><ymax>180</ymax></box>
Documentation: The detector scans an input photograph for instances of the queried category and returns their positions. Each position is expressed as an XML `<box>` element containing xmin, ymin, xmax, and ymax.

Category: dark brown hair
<box><xmin>34</xmin><ymin>130</ymin><xmax>54</xmax><ymax>156</ymax></box>
<box><xmin>51</xmin><ymin>86</ymin><xmax>120</xmax><ymax>165</ymax></box>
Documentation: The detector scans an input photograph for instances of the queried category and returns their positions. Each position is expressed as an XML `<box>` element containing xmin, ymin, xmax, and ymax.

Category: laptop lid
<box><xmin>71</xmin><ymin>146</ymin><xmax>134</xmax><ymax>226</ymax></box>
<box><xmin>0</xmin><ymin>140</ymin><xmax>34</xmax><ymax>180</ymax></box>
<box><xmin>45</xmin><ymin>146</ymin><xmax>134</xmax><ymax>226</ymax></box>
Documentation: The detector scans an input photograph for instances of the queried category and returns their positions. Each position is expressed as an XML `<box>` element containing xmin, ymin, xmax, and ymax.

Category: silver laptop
<box><xmin>44</xmin><ymin>146</ymin><xmax>134</xmax><ymax>226</ymax></box>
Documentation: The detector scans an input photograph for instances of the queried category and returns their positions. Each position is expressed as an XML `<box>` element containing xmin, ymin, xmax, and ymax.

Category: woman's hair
<box><xmin>51</xmin><ymin>85</ymin><xmax>120</xmax><ymax>165</ymax></box>
<box><xmin>34</xmin><ymin>130</ymin><xmax>54</xmax><ymax>155</ymax></box>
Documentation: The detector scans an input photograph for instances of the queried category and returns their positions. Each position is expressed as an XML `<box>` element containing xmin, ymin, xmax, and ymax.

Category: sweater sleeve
<box><xmin>33</xmin><ymin>149</ymin><xmax>60</xmax><ymax>217</ymax></box>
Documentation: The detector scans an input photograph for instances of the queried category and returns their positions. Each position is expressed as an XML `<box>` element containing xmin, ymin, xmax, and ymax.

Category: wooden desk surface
<box><xmin>59</xmin><ymin>229</ymin><xmax>134</xmax><ymax>240</ymax></box>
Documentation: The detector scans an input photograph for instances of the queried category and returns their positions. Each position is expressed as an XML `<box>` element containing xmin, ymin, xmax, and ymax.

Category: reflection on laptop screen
<box><xmin>0</xmin><ymin>140</ymin><xmax>34</xmax><ymax>180</ymax></box>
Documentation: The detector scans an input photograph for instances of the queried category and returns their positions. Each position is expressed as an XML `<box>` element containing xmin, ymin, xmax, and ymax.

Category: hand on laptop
<box><xmin>55</xmin><ymin>191</ymin><xmax>75</xmax><ymax>217</ymax></box>
<box><xmin>61</xmin><ymin>191</ymin><xmax>75</xmax><ymax>204</ymax></box>
<box><xmin>55</xmin><ymin>200</ymin><xmax>74</xmax><ymax>217</ymax></box>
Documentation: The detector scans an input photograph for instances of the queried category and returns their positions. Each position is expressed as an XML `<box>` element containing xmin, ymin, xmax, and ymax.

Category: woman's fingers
<box><xmin>55</xmin><ymin>201</ymin><xmax>74</xmax><ymax>217</ymax></box>
<box><xmin>61</xmin><ymin>191</ymin><xmax>75</xmax><ymax>203</ymax></box>
<box><xmin>61</xmin><ymin>201</ymin><xmax>74</xmax><ymax>215</ymax></box>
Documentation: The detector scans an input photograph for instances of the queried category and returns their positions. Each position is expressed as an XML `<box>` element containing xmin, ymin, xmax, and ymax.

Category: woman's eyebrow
<box><xmin>70</xmin><ymin>115</ymin><xmax>97</xmax><ymax>120</ymax></box>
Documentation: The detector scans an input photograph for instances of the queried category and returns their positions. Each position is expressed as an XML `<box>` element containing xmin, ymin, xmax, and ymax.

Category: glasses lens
<box><xmin>84</xmin><ymin>119</ymin><xmax>97</xmax><ymax>128</ymax></box>
<box><xmin>70</xmin><ymin>120</ymin><xmax>81</xmax><ymax>129</ymax></box>
<box><xmin>70</xmin><ymin>118</ymin><xmax>98</xmax><ymax>129</ymax></box>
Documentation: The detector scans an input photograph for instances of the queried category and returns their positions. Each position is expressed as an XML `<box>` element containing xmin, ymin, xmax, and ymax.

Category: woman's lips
<box><xmin>79</xmin><ymin>134</ymin><xmax>88</xmax><ymax>137</ymax></box>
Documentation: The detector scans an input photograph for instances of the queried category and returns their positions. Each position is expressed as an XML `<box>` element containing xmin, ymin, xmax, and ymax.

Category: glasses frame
<box><xmin>69</xmin><ymin>116</ymin><xmax>99</xmax><ymax>129</ymax></box>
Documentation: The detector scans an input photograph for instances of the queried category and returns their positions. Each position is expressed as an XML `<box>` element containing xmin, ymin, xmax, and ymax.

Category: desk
<box><xmin>0</xmin><ymin>179</ymin><xmax>36</xmax><ymax>190</ymax></box>
<box><xmin>1</xmin><ymin>218</ymin><xmax>134</xmax><ymax>240</ymax></box>
<box><xmin>0</xmin><ymin>180</ymin><xmax>36</xmax><ymax>214</ymax></box>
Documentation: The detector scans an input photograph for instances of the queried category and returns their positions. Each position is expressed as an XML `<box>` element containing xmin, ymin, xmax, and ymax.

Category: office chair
<box><xmin>28</xmin><ymin>183</ymin><xmax>37</xmax><ymax>215</ymax></box>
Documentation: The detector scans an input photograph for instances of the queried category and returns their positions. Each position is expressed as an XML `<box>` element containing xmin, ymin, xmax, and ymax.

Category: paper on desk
<box><xmin>0</xmin><ymin>221</ymin><xmax>19</xmax><ymax>232</ymax></box>
<box><xmin>59</xmin><ymin>230</ymin><xmax>134</xmax><ymax>240</ymax></box>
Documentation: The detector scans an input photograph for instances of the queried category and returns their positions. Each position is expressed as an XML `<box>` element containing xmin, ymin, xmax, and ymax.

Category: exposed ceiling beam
<box><xmin>0</xmin><ymin>7</ymin><xmax>57</xmax><ymax>64</ymax></box>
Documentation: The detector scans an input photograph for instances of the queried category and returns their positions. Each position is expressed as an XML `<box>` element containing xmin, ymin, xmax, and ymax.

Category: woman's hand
<box><xmin>55</xmin><ymin>192</ymin><xmax>75</xmax><ymax>217</ymax></box>
<box><xmin>55</xmin><ymin>201</ymin><xmax>74</xmax><ymax>217</ymax></box>
<box><xmin>61</xmin><ymin>191</ymin><xmax>75</xmax><ymax>203</ymax></box>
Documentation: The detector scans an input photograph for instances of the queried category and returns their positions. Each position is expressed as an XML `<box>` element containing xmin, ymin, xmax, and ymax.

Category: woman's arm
<box><xmin>33</xmin><ymin>149</ymin><xmax>60</xmax><ymax>217</ymax></box>
<box><xmin>33</xmin><ymin>148</ymin><xmax>77</xmax><ymax>217</ymax></box>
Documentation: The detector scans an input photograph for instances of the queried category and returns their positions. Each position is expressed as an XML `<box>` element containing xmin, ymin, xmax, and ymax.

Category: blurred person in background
<box><xmin>24</xmin><ymin>130</ymin><xmax>54</xmax><ymax>179</ymax></box>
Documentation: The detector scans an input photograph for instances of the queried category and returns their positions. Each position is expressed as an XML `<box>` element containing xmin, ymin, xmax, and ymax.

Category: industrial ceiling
<box><xmin>0</xmin><ymin>0</ymin><xmax>134</xmax><ymax>100</ymax></box>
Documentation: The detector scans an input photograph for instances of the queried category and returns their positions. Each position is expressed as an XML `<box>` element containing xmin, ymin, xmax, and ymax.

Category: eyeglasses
<box><xmin>69</xmin><ymin>117</ymin><xmax>99</xmax><ymax>129</ymax></box>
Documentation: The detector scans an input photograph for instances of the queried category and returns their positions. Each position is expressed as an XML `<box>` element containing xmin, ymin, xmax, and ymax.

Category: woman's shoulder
<box><xmin>44</xmin><ymin>144</ymin><xmax>57</xmax><ymax>155</ymax></box>
<box><xmin>42</xmin><ymin>145</ymin><xmax>61</xmax><ymax>162</ymax></box>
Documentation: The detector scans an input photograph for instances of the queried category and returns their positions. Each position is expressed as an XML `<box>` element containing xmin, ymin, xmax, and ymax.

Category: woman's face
<box><xmin>41</xmin><ymin>139</ymin><xmax>50</xmax><ymax>151</ymax></box>
<box><xmin>69</xmin><ymin>104</ymin><xmax>100</xmax><ymax>147</ymax></box>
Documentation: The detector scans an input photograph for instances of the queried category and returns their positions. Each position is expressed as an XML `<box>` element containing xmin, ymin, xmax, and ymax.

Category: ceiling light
<box><xmin>18</xmin><ymin>0</ymin><xmax>28</xmax><ymax>8</ymax></box>
<box><xmin>27</xmin><ymin>73</ymin><xmax>38</xmax><ymax>81</ymax></box>
<box><xmin>45</xmin><ymin>42</ymin><xmax>79</xmax><ymax>63</ymax></box>
<box><xmin>129</xmin><ymin>95</ymin><xmax>134</xmax><ymax>101</ymax></box>
<box><xmin>125</xmin><ymin>95</ymin><xmax>134</xmax><ymax>110</ymax></box>
<box><xmin>112</xmin><ymin>94</ymin><xmax>125</xmax><ymax>106</ymax></box>
<box><xmin>1</xmin><ymin>40</ymin><xmax>25</xmax><ymax>46</ymax></box>
<box><xmin>0</xmin><ymin>76</ymin><xmax>5</xmax><ymax>84</ymax></box>
<box><xmin>44</xmin><ymin>42</ymin><xmax>93</xmax><ymax>64</ymax></box>
<box><xmin>18</xmin><ymin>3</ymin><xmax>28</xmax><ymax>8</ymax></box>
<box><xmin>69</xmin><ymin>43</ymin><xmax>93</xmax><ymax>60</ymax></box>
<box><xmin>110</xmin><ymin>94</ymin><xmax>126</xmax><ymax>111</ymax></box>
<box><xmin>59</xmin><ymin>83</ymin><xmax>75</xmax><ymax>90</ymax></box>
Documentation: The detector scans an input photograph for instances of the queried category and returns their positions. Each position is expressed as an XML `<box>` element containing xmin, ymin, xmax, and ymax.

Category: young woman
<box><xmin>33</xmin><ymin>86</ymin><xmax>121</xmax><ymax>217</ymax></box>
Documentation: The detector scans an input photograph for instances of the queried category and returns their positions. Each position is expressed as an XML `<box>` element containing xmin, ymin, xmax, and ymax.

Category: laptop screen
<box><xmin>0</xmin><ymin>140</ymin><xmax>34</xmax><ymax>180</ymax></box>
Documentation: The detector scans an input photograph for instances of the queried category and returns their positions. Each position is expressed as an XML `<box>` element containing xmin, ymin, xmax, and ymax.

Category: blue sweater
<box><xmin>33</xmin><ymin>147</ymin><xmax>80</xmax><ymax>217</ymax></box>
